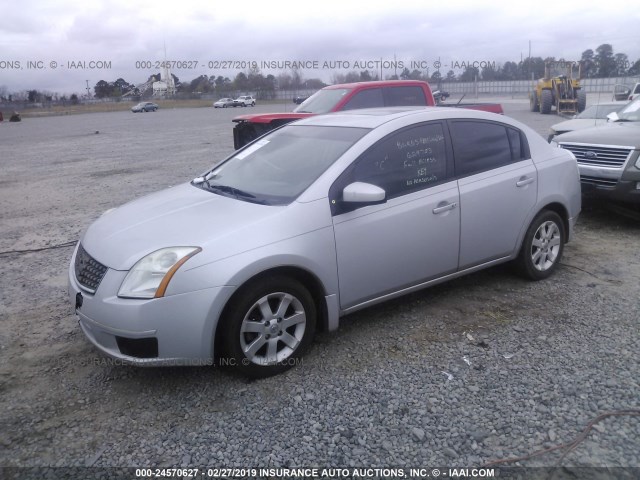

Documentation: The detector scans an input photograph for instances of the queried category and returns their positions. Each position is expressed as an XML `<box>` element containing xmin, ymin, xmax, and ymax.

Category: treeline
<box><xmin>2</xmin><ymin>44</ymin><xmax>638</xmax><ymax>103</ymax></box>
<box><xmin>439</xmin><ymin>44</ymin><xmax>640</xmax><ymax>82</ymax></box>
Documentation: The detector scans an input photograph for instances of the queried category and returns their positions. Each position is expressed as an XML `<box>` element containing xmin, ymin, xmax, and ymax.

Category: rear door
<box><xmin>384</xmin><ymin>86</ymin><xmax>428</xmax><ymax>106</ymax></box>
<box><xmin>330</xmin><ymin>121</ymin><xmax>460</xmax><ymax>309</ymax></box>
<box><xmin>448</xmin><ymin>120</ymin><xmax>537</xmax><ymax>269</ymax></box>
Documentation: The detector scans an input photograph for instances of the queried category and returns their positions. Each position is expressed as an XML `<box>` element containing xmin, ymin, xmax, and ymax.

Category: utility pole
<box><xmin>85</xmin><ymin>80</ymin><xmax>90</xmax><ymax>98</ymax></box>
<box><xmin>528</xmin><ymin>40</ymin><xmax>531</xmax><ymax>79</ymax></box>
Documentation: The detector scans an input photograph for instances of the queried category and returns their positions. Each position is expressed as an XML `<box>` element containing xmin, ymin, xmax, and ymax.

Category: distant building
<box><xmin>153</xmin><ymin>68</ymin><xmax>176</xmax><ymax>96</ymax></box>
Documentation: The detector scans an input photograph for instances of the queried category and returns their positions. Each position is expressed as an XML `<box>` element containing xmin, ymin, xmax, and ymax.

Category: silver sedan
<box><xmin>213</xmin><ymin>98</ymin><xmax>235</xmax><ymax>108</ymax></box>
<box><xmin>69</xmin><ymin>108</ymin><xmax>581</xmax><ymax>377</ymax></box>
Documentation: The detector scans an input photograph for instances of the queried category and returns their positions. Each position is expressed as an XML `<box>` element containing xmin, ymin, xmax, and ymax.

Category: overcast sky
<box><xmin>1</xmin><ymin>0</ymin><xmax>639</xmax><ymax>95</ymax></box>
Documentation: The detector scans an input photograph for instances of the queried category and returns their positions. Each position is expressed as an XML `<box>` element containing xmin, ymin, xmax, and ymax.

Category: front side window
<box><xmin>450</xmin><ymin>121</ymin><xmax>528</xmax><ymax>177</ymax></box>
<box><xmin>342</xmin><ymin>88</ymin><xmax>385</xmax><ymax>111</ymax></box>
<box><xmin>342</xmin><ymin>122</ymin><xmax>450</xmax><ymax>201</ymax></box>
<box><xmin>195</xmin><ymin>125</ymin><xmax>369</xmax><ymax>205</ymax></box>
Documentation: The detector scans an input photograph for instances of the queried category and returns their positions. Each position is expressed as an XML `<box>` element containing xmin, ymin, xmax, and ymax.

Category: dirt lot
<box><xmin>1</xmin><ymin>100</ymin><xmax>639</xmax><ymax>472</ymax></box>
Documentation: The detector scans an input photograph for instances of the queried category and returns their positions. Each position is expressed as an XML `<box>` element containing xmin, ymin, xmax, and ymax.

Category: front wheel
<box><xmin>577</xmin><ymin>90</ymin><xmax>587</xmax><ymax>113</ymax></box>
<box><xmin>515</xmin><ymin>211</ymin><xmax>565</xmax><ymax>280</ymax></box>
<box><xmin>220</xmin><ymin>276</ymin><xmax>316</xmax><ymax>378</ymax></box>
<box><xmin>540</xmin><ymin>90</ymin><xmax>552</xmax><ymax>114</ymax></box>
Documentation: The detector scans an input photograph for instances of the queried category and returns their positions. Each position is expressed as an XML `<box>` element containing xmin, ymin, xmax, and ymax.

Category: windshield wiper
<box><xmin>204</xmin><ymin>183</ymin><xmax>271</xmax><ymax>205</ymax></box>
<box><xmin>206</xmin><ymin>184</ymin><xmax>256</xmax><ymax>198</ymax></box>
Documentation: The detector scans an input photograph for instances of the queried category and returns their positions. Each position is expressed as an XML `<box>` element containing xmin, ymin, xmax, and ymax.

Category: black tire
<box><xmin>529</xmin><ymin>91</ymin><xmax>539</xmax><ymax>112</ymax></box>
<box><xmin>577</xmin><ymin>90</ymin><xmax>587</xmax><ymax>113</ymax></box>
<box><xmin>223</xmin><ymin>104</ymin><xmax>227</xmax><ymax>108</ymax></box>
<box><xmin>540</xmin><ymin>90</ymin><xmax>552</xmax><ymax>114</ymax></box>
<box><xmin>515</xmin><ymin>210</ymin><xmax>565</xmax><ymax>280</ymax></box>
<box><xmin>220</xmin><ymin>276</ymin><xmax>316</xmax><ymax>378</ymax></box>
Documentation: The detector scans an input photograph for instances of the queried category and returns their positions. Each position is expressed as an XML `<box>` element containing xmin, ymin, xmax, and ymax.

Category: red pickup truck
<box><xmin>232</xmin><ymin>80</ymin><xmax>503</xmax><ymax>149</ymax></box>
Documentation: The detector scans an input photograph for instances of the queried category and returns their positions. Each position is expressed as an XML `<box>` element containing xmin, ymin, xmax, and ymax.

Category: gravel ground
<box><xmin>0</xmin><ymin>99</ymin><xmax>639</xmax><ymax>475</ymax></box>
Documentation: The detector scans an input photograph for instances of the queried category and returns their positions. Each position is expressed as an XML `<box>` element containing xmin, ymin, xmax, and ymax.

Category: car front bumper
<box><xmin>579</xmin><ymin>166</ymin><xmax>640</xmax><ymax>204</ymax></box>
<box><xmin>68</xmin><ymin>246</ymin><xmax>234</xmax><ymax>366</ymax></box>
<box><xmin>576</xmin><ymin>150</ymin><xmax>640</xmax><ymax>204</ymax></box>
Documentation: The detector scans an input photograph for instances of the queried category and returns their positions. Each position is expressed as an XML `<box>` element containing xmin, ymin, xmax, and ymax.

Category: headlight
<box><xmin>118</xmin><ymin>247</ymin><xmax>201</xmax><ymax>299</ymax></box>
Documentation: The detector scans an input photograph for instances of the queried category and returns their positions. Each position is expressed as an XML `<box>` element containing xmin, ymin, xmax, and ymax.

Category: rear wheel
<box><xmin>220</xmin><ymin>276</ymin><xmax>316</xmax><ymax>378</ymax></box>
<box><xmin>515</xmin><ymin>210</ymin><xmax>565</xmax><ymax>280</ymax></box>
<box><xmin>540</xmin><ymin>90</ymin><xmax>552</xmax><ymax>114</ymax></box>
<box><xmin>529</xmin><ymin>91</ymin><xmax>539</xmax><ymax>112</ymax></box>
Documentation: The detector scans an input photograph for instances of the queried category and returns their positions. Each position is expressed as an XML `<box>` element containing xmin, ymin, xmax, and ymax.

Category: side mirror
<box><xmin>343</xmin><ymin>182</ymin><xmax>386</xmax><ymax>203</ymax></box>
<box><xmin>607</xmin><ymin>112</ymin><xmax>619</xmax><ymax>122</ymax></box>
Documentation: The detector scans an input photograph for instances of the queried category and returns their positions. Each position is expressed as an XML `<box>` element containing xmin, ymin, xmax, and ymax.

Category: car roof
<box><xmin>325</xmin><ymin>80</ymin><xmax>428</xmax><ymax>90</ymax></box>
<box><xmin>292</xmin><ymin>106</ymin><xmax>510</xmax><ymax>129</ymax></box>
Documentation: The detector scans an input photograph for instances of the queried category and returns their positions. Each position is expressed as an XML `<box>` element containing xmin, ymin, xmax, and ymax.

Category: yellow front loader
<box><xmin>530</xmin><ymin>61</ymin><xmax>586</xmax><ymax>115</ymax></box>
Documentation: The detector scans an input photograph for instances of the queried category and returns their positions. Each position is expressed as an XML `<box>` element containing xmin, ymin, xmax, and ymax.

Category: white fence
<box><xmin>433</xmin><ymin>76</ymin><xmax>640</xmax><ymax>97</ymax></box>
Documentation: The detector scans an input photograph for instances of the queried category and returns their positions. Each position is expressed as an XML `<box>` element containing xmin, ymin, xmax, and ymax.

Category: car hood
<box><xmin>550</xmin><ymin>118</ymin><xmax>607</xmax><ymax>133</ymax></box>
<box><xmin>80</xmin><ymin>183</ymin><xmax>323</xmax><ymax>270</ymax></box>
<box><xmin>232</xmin><ymin>113</ymin><xmax>314</xmax><ymax>124</ymax></box>
<box><xmin>555</xmin><ymin>122</ymin><xmax>640</xmax><ymax>148</ymax></box>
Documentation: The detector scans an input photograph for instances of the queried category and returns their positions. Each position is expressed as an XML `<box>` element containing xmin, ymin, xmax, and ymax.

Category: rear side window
<box><xmin>385</xmin><ymin>86</ymin><xmax>427</xmax><ymax>106</ymax></box>
<box><xmin>506</xmin><ymin>127</ymin><xmax>526</xmax><ymax>160</ymax></box>
<box><xmin>342</xmin><ymin>88</ymin><xmax>384</xmax><ymax>110</ymax></box>
<box><xmin>450</xmin><ymin>121</ymin><xmax>528</xmax><ymax>177</ymax></box>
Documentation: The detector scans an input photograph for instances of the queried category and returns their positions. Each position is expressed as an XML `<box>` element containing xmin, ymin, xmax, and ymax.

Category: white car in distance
<box><xmin>233</xmin><ymin>95</ymin><xmax>256</xmax><ymax>107</ymax></box>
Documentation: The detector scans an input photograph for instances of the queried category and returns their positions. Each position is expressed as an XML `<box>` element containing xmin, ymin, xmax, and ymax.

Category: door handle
<box><xmin>432</xmin><ymin>202</ymin><xmax>458</xmax><ymax>214</ymax></box>
<box><xmin>516</xmin><ymin>177</ymin><xmax>534</xmax><ymax>187</ymax></box>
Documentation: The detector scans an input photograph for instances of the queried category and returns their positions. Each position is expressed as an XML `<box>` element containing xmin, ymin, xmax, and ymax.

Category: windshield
<box><xmin>576</xmin><ymin>104</ymin><xmax>621</xmax><ymax>119</ymax></box>
<box><xmin>195</xmin><ymin>125</ymin><xmax>369</xmax><ymax>205</ymax></box>
<box><xmin>293</xmin><ymin>88</ymin><xmax>351</xmax><ymax>113</ymax></box>
<box><xmin>617</xmin><ymin>98</ymin><xmax>640</xmax><ymax>121</ymax></box>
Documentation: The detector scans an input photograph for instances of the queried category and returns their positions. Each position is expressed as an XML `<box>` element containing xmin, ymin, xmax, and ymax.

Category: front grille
<box><xmin>580</xmin><ymin>175</ymin><xmax>618</xmax><ymax>188</ymax></box>
<box><xmin>74</xmin><ymin>244</ymin><xmax>108</xmax><ymax>293</ymax></box>
<box><xmin>560</xmin><ymin>143</ymin><xmax>634</xmax><ymax>168</ymax></box>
